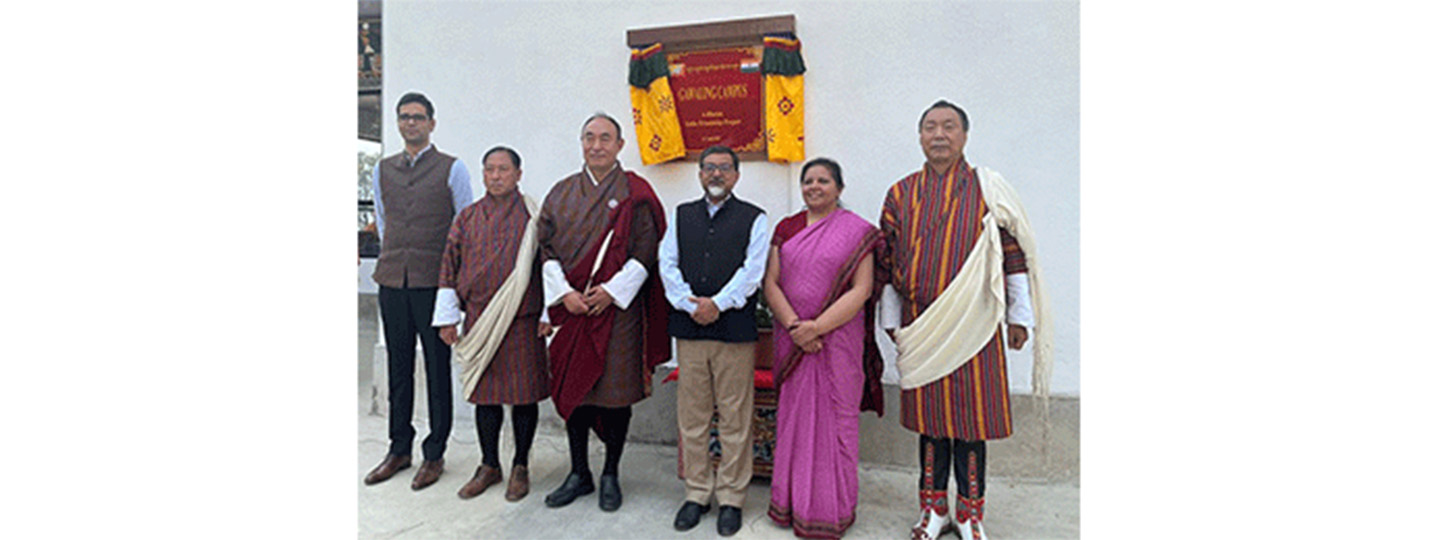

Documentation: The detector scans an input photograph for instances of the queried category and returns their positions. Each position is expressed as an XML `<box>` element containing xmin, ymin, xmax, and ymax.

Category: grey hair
<box><xmin>580</xmin><ymin>111</ymin><xmax>624</xmax><ymax>140</ymax></box>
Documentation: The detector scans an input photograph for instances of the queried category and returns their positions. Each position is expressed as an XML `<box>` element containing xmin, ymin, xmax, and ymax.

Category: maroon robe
<box><xmin>538</xmin><ymin>166</ymin><xmax>668</xmax><ymax>418</ymax></box>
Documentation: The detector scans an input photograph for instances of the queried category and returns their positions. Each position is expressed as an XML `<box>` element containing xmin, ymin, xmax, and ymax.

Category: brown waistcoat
<box><xmin>371</xmin><ymin>147</ymin><xmax>458</xmax><ymax>288</ymax></box>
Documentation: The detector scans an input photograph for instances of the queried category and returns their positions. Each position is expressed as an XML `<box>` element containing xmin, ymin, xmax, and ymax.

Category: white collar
<box><xmin>583</xmin><ymin>162</ymin><xmax>620</xmax><ymax>186</ymax></box>
<box><xmin>705</xmin><ymin>194</ymin><xmax>732</xmax><ymax>215</ymax></box>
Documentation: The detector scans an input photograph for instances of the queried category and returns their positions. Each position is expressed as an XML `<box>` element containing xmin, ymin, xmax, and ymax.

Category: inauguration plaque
<box><xmin>666</xmin><ymin>47</ymin><xmax>765</xmax><ymax>153</ymax></box>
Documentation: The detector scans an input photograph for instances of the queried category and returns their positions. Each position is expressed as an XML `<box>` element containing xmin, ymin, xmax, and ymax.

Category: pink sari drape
<box><xmin>767</xmin><ymin>209</ymin><xmax>878</xmax><ymax>539</ymax></box>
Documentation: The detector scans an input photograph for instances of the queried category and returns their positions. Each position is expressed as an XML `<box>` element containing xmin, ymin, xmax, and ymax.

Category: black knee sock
<box><xmin>511</xmin><ymin>403</ymin><xmax>539</xmax><ymax>467</ymax></box>
<box><xmin>919</xmin><ymin>435</ymin><xmax>953</xmax><ymax>491</ymax></box>
<box><xmin>566</xmin><ymin>406</ymin><xmax>597</xmax><ymax>476</ymax></box>
<box><xmin>953</xmin><ymin>439</ymin><xmax>987</xmax><ymax>499</ymax></box>
<box><xmin>475</xmin><ymin>405</ymin><xmax>503</xmax><ymax>468</ymax></box>
<box><xmin>599</xmin><ymin>406</ymin><xmax>632</xmax><ymax>477</ymax></box>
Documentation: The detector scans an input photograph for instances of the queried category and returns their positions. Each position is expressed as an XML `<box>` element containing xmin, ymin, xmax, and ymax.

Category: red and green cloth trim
<box><xmin>956</xmin><ymin>497</ymin><xmax>985</xmax><ymax>522</ymax></box>
<box><xmin>761</xmin><ymin>33</ymin><xmax>805</xmax><ymax>76</ymax></box>
<box><xmin>919</xmin><ymin>488</ymin><xmax>949</xmax><ymax>514</ymax></box>
<box><xmin>629</xmin><ymin>42</ymin><xmax>669</xmax><ymax>88</ymax></box>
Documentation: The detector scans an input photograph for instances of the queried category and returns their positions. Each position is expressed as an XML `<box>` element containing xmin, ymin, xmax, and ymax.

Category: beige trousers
<box><xmin>676</xmin><ymin>339</ymin><xmax>755</xmax><ymax>507</ymax></box>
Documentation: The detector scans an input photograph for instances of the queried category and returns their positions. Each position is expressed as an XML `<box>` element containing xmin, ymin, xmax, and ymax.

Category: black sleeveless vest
<box><xmin>668</xmin><ymin>197</ymin><xmax>764</xmax><ymax>342</ymax></box>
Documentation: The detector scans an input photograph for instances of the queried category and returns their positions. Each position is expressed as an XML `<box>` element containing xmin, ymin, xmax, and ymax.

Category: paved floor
<box><xmin>358</xmin><ymin>295</ymin><xmax>1078</xmax><ymax>539</ymax></box>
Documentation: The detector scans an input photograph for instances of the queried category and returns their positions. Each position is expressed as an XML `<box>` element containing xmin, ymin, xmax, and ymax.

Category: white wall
<box><xmin>382</xmin><ymin>0</ymin><xmax>1079</xmax><ymax>396</ymax></box>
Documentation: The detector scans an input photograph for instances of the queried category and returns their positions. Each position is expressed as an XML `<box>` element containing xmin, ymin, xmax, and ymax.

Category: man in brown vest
<box><xmin>364</xmin><ymin>92</ymin><xmax>474</xmax><ymax>490</ymax></box>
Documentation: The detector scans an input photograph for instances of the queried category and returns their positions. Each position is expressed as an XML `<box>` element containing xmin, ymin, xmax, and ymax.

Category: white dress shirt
<box><xmin>658</xmin><ymin>196</ymin><xmax>771</xmax><ymax>314</ymax></box>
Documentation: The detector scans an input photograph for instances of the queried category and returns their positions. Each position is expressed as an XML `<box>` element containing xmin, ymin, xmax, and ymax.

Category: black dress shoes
<box><xmin>543</xmin><ymin>472</ymin><xmax>594</xmax><ymax>508</ymax></box>
<box><xmin>717</xmin><ymin>505</ymin><xmax>742</xmax><ymax>537</ymax></box>
<box><xmin>673</xmin><ymin>501</ymin><xmax>712</xmax><ymax>531</ymax></box>
<box><xmin>598</xmin><ymin>474</ymin><xmax>622</xmax><ymax>512</ymax></box>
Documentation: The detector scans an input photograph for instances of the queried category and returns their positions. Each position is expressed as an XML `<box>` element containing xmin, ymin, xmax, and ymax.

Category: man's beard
<box><xmin>706</xmin><ymin>184</ymin><xmax>727</xmax><ymax>199</ymax></box>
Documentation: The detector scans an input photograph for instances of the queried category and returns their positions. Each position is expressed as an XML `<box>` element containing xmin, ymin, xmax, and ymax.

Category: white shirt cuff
<box><xmin>1006</xmin><ymin>273</ymin><xmax>1034</xmax><ymax>328</ymax></box>
<box><xmin>432</xmin><ymin>287</ymin><xmax>462</xmax><ymax>327</ymax></box>
<box><xmin>675</xmin><ymin>297</ymin><xmax>698</xmax><ymax>313</ymax></box>
<box><xmin>880</xmin><ymin>284</ymin><xmax>901</xmax><ymax>330</ymax></box>
<box><xmin>600</xmin><ymin>259</ymin><xmax>648</xmax><ymax>310</ymax></box>
<box><xmin>542</xmin><ymin>259</ymin><xmax>574</xmax><ymax>307</ymax></box>
<box><xmin>658</xmin><ymin>224</ymin><xmax>696</xmax><ymax>313</ymax></box>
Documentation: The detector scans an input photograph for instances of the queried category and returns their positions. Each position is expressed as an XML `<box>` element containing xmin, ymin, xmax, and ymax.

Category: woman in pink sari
<box><xmin>764</xmin><ymin>158</ymin><xmax>885</xmax><ymax>539</ymax></box>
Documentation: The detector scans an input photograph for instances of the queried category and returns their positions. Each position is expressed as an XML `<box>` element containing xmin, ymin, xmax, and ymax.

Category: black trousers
<box><xmin>918</xmin><ymin>435</ymin><xmax>988</xmax><ymax>498</ymax></box>
<box><xmin>378</xmin><ymin>285</ymin><xmax>452</xmax><ymax>461</ymax></box>
<box><xmin>475</xmin><ymin>404</ymin><xmax>539</xmax><ymax>468</ymax></box>
<box><xmin>565</xmin><ymin>405</ymin><xmax>632</xmax><ymax>477</ymax></box>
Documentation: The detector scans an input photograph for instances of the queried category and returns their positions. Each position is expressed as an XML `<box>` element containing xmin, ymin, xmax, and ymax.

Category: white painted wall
<box><xmin>380</xmin><ymin>0</ymin><xmax>1079</xmax><ymax>396</ymax></box>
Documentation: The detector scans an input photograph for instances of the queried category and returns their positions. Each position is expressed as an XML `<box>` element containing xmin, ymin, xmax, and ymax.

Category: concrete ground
<box><xmin>358</xmin><ymin>295</ymin><xmax>1079</xmax><ymax>539</ymax></box>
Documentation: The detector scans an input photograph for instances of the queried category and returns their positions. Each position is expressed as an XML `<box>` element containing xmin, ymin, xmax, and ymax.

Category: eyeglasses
<box><xmin>701</xmin><ymin>163</ymin><xmax>735</xmax><ymax>173</ymax></box>
<box><xmin>398</xmin><ymin>114</ymin><xmax>429</xmax><ymax>123</ymax></box>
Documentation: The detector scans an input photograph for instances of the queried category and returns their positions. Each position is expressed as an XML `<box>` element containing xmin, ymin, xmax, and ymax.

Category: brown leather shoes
<box><xmin>457</xmin><ymin>465</ymin><xmax>502</xmax><ymax>499</ymax></box>
<box><xmin>363</xmin><ymin>454</ymin><xmax>411</xmax><ymax>485</ymax></box>
<box><xmin>411</xmin><ymin>459</ymin><xmax>444</xmax><ymax>490</ymax></box>
<box><xmin>504</xmin><ymin>464</ymin><xmax>530</xmax><ymax>502</ymax></box>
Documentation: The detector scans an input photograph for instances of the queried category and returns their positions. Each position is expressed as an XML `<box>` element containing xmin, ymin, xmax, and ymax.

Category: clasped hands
<box><xmin>562</xmin><ymin>286</ymin><xmax>615</xmax><ymax>317</ymax></box>
<box><xmin>784</xmin><ymin>318</ymin><xmax>825</xmax><ymax>354</ymax></box>
<box><xmin>687</xmin><ymin>296</ymin><xmax>720</xmax><ymax>325</ymax></box>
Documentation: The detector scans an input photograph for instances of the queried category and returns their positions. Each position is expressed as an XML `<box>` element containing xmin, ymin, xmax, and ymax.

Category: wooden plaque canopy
<box><xmin>627</xmin><ymin>14</ymin><xmax>795</xmax><ymax>53</ymax></box>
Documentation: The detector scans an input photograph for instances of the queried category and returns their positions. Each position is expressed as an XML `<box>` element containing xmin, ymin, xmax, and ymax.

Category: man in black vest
<box><xmin>364</xmin><ymin>92</ymin><xmax>474</xmax><ymax>490</ymax></box>
<box><xmin>658</xmin><ymin>145</ymin><xmax>771</xmax><ymax>536</ymax></box>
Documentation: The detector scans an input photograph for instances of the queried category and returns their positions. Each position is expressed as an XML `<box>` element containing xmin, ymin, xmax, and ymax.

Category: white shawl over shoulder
<box><xmin>453</xmin><ymin>194</ymin><xmax>541</xmax><ymax>400</ymax></box>
<box><xmin>894</xmin><ymin>167</ymin><xmax>1052</xmax><ymax>401</ymax></box>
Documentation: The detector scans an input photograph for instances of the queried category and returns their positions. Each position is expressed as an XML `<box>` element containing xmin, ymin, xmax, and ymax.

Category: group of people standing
<box><xmin>363</xmin><ymin>91</ymin><xmax>1048</xmax><ymax>540</ymax></box>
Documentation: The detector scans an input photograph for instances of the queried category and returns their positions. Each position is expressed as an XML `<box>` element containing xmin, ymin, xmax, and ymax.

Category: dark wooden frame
<box><xmin>626</xmin><ymin>15</ymin><xmax>796</xmax><ymax>162</ymax></box>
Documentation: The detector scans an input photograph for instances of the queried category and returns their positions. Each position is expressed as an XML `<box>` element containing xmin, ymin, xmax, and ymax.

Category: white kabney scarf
<box><xmin>453</xmin><ymin>194</ymin><xmax>541</xmax><ymax>400</ymax></box>
<box><xmin>895</xmin><ymin>167</ymin><xmax>1052</xmax><ymax>401</ymax></box>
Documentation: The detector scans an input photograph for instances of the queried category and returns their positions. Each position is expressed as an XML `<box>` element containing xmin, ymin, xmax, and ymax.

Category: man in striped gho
<box><xmin>433</xmin><ymin>146</ymin><xmax>551</xmax><ymax>503</ymax></box>
<box><xmin>878</xmin><ymin>100</ymin><xmax>1051</xmax><ymax>540</ymax></box>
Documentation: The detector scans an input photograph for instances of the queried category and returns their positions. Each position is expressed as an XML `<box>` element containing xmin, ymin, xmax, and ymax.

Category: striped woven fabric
<box><xmin>438</xmin><ymin>194</ymin><xmax>549</xmax><ymax>405</ymax></box>
<box><xmin>880</xmin><ymin>160</ymin><xmax>1027</xmax><ymax>440</ymax></box>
